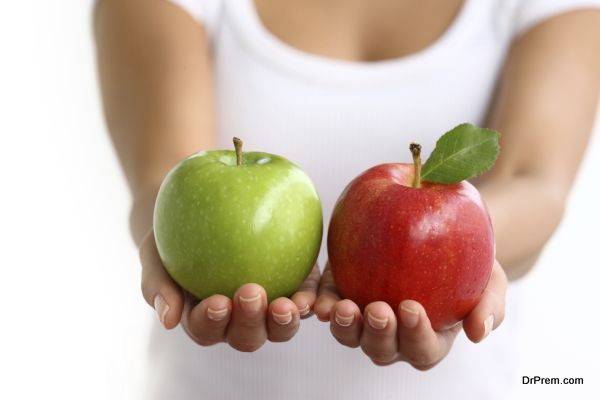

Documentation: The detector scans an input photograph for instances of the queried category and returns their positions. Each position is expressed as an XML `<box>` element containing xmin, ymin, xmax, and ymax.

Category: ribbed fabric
<box><xmin>144</xmin><ymin>0</ymin><xmax>600</xmax><ymax>398</ymax></box>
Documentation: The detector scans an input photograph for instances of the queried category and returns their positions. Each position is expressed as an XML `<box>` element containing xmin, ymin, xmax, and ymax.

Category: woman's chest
<box><xmin>211</xmin><ymin>0</ymin><xmax>512</xmax><ymax>215</ymax></box>
<box><xmin>212</xmin><ymin>0</ymin><xmax>510</xmax><ymax>153</ymax></box>
<box><xmin>253</xmin><ymin>0</ymin><xmax>465</xmax><ymax>62</ymax></box>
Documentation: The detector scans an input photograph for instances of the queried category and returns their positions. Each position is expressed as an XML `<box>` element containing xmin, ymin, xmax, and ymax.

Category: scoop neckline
<box><xmin>225</xmin><ymin>0</ymin><xmax>475</xmax><ymax>87</ymax></box>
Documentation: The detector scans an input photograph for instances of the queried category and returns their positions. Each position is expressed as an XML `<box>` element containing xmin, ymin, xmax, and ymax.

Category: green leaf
<box><xmin>421</xmin><ymin>123</ymin><xmax>500</xmax><ymax>184</ymax></box>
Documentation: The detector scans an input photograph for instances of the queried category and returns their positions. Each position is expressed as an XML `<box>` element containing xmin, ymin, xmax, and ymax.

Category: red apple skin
<box><xmin>328</xmin><ymin>163</ymin><xmax>495</xmax><ymax>331</ymax></box>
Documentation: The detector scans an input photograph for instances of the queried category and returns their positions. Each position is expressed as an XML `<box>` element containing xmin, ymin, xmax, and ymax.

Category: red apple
<box><xmin>328</xmin><ymin>159</ymin><xmax>494</xmax><ymax>330</ymax></box>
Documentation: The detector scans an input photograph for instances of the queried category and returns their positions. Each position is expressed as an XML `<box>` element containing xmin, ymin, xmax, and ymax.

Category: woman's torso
<box><xmin>211</xmin><ymin>0</ymin><xmax>509</xmax><ymax>240</ymax></box>
<box><xmin>142</xmin><ymin>0</ymin><xmax>586</xmax><ymax>398</ymax></box>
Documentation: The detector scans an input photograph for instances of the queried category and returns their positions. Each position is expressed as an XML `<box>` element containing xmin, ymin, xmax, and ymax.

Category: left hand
<box><xmin>313</xmin><ymin>260</ymin><xmax>507</xmax><ymax>369</ymax></box>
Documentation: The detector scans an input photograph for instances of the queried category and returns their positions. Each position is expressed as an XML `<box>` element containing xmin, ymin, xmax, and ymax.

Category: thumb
<box><xmin>139</xmin><ymin>229</ymin><xmax>184</xmax><ymax>329</ymax></box>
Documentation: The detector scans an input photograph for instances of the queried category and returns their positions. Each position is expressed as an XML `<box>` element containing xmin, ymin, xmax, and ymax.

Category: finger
<box><xmin>360</xmin><ymin>302</ymin><xmax>399</xmax><ymax>365</ymax></box>
<box><xmin>291</xmin><ymin>263</ymin><xmax>320</xmax><ymax>318</ymax></box>
<box><xmin>140</xmin><ymin>230</ymin><xmax>184</xmax><ymax>329</ymax></box>
<box><xmin>226</xmin><ymin>283</ymin><xmax>268</xmax><ymax>352</ymax></box>
<box><xmin>181</xmin><ymin>294</ymin><xmax>232</xmax><ymax>346</ymax></box>
<box><xmin>329</xmin><ymin>299</ymin><xmax>363</xmax><ymax>348</ymax></box>
<box><xmin>397</xmin><ymin>300</ymin><xmax>461</xmax><ymax>370</ymax></box>
<box><xmin>314</xmin><ymin>263</ymin><xmax>340</xmax><ymax>321</ymax></box>
<box><xmin>463</xmin><ymin>260</ymin><xmax>507</xmax><ymax>343</ymax></box>
<box><xmin>267</xmin><ymin>297</ymin><xmax>300</xmax><ymax>342</ymax></box>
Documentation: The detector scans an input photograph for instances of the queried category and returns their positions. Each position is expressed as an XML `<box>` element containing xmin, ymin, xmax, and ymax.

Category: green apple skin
<box><xmin>153</xmin><ymin>150</ymin><xmax>323</xmax><ymax>301</ymax></box>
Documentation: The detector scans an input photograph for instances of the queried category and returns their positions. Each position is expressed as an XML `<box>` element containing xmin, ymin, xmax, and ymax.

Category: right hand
<box><xmin>314</xmin><ymin>262</ymin><xmax>507</xmax><ymax>369</ymax></box>
<box><xmin>139</xmin><ymin>229</ymin><xmax>320</xmax><ymax>352</ymax></box>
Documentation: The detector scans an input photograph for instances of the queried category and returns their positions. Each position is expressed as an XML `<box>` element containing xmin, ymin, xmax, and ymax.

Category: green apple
<box><xmin>153</xmin><ymin>138</ymin><xmax>323</xmax><ymax>301</ymax></box>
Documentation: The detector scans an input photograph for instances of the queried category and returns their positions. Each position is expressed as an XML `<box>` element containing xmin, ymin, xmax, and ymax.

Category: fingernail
<box><xmin>154</xmin><ymin>294</ymin><xmax>169</xmax><ymax>328</ymax></box>
<box><xmin>207</xmin><ymin>307</ymin><xmax>228</xmax><ymax>321</ymax></box>
<box><xmin>400</xmin><ymin>304</ymin><xmax>420</xmax><ymax>329</ymax></box>
<box><xmin>334</xmin><ymin>312</ymin><xmax>354</xmax><ymax>327</ymax></box>
<box><xmin>483</xmin><ymin>315</ymin><xmax>494</xmax><ymax>340</ymax></box>
<box><xmin>298</xmin><ymin>304</ymin><xmax>311</xmax><ymax>316</ymax></box>
<box><xmin>367</xmin><ymin>312</ymin><xmax>388</xmax><ymax>330</ymax></box>
<box><xmin>239</xmin><ymin>293</ymin><xmax>262</xmax><ymax>313</ymax></box>
<box><xmin>272</xmin><ymin>311</ymin><xmax>293</xmax><ymax>325</ymax></box>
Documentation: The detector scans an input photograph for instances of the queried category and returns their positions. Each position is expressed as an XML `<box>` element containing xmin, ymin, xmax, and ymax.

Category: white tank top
<box><xmin>144</xmin><ymin>1</ymin><xmax>600</xmax><ymax>398</ymax></box>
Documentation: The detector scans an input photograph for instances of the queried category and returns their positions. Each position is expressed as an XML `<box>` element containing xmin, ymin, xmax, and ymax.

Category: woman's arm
<box><xmin>95</xmin><ymin>0</ymin><xmax>320</xmax><ymax>349</ymax></box>
<box><xmin>95</xmin><ymin>0</ymin><xmax>215</xmax><ymax>246</ymax></box>
<box><xmin>479</xmin><ymin>9</ymin><xmax>600</xmax><ymax>280</ymax></box>
<box><xmin>315</xmin><ymin>9</ymin><xmax>600</xmax><ymax>369</ymax></box>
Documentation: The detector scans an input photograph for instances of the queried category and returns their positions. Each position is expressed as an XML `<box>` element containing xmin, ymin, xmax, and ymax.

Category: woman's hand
<box><xmin>314</xmin><ymin>260</ymin><xmax>507</xmax><ymax>369</ymax></box>
<box><xmin>139</xmin><ymin>229</ymin><xmax>320</xmax><ymax>352</ymax></box>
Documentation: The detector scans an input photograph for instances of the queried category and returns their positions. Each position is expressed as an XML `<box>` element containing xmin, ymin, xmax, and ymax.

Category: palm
<box><xmin>140</xmin><ymin>229</ymin><xmax>321</xmax><ymax>352</ymax></box>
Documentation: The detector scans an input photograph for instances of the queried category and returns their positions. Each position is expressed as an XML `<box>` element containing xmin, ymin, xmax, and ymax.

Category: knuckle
<box><xmin>182</xmin><ymin>325</ymin><xmax>220</xmax><ymax>347</ymax></box>
<box><xmin>411</xmin><ymin>362</ymin><xmax>437</xmax><ymax>371</ymax></box>
<box><xmin>269</xmin><ymin>325</ymin><xmax>300</xmax><ymax>343</ymax></box>
<box><xmin>306</xmin><ymin>270</ymin><xmax>321</xmax><ymax>286</ymax></box>
<box><xmin>330</xmin><ymin>327</ymin><xmax>359</xmax><ymax>348</ymax></box>
<box><xmin>314</xmin><ymin>296</ymin><xmax>331</xmax><ymax>312</ymax></box>
<box><xmin>192</xmin><ymin>336</ymin><xmax>219</xmax><ymax>347</ymax></box>
<box><xmin>269</xmin><ymin>336</ymin><xmax>292</xmax><ymax>343</ymax></box>
<box><xmin>371</xmin><ymin>359</ymin><xmax>395</xmax><ymax>367</ymax></box>
<box><xmin>228</xmin><ymin>340</ymin><xmax>264</xmax><ymax>353</ymax></box>
<box><xmin>334</xmin><ymin>336</ymin><xmax>360</xmax><ymax>348</ymax></box>
<box><xmin>366</xmin><ymin>350</ymin><xmax>398</xmax><ymax>364</ymax></box>
<box><xmin>404</xmin><ymin>351</ymin><xmax>438</xmax><ymax>368</ymax></box>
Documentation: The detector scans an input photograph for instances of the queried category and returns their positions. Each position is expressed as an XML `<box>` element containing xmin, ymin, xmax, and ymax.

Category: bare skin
<box><xmin>95</xmin><ymin>0</ymin><xmax>319</xmax><ymax>352</ymax></box>
<box><xmin>95</xmin><ymin>0</ymin><xmax>600</xmax><ymax>367</ymax></box>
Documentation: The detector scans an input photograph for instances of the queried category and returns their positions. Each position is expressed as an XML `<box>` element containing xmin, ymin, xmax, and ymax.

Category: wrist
<box><xmin>130</xmin><ymin>186</ymin><xmax>160</xmax><ymax>247</ymax></box>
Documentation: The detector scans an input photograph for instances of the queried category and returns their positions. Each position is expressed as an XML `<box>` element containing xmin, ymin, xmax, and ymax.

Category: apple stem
<box><xmin>410</xmin><ymin>143</ymin><xmax>422</xmax><ymax>188</ymax></box>
<box><xmin>233</xmin><ymin>137</ymin><xmax>243</xmax><ymax>166</ymax></box>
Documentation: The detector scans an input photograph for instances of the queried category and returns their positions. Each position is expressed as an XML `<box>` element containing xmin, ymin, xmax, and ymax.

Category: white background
<box><xmin>0</xmin><ymin>1</ymin><xmax>598</xmax><ymax>399</ymax></box>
